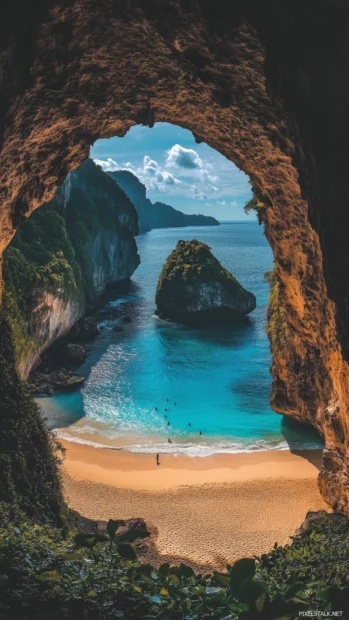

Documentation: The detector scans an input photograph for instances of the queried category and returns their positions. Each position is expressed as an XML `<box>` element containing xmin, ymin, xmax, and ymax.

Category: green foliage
<box><xmin>0</xmin><ymin>311</ymin><xmax>64</xmax><ymax>522</ymax></box>
<box><xmin>243</xmin><ymin>194</ymin><xmax>266</xmax><ymax>225</ymax></box>
<box><xmin>0</xmin><ymin>512</ymin><xmax>348</xmax><ymax>619</ymax></box>
<box><xmin>2</xmin><ymin>158</ymin><xmax>139</xmax><ymax>371</ymax></box>
<box><xmin>257</xmin><ymin>513</ymin><xmax>349</xmax><ymax>599</ymax></box>
<box><xmin>266</xmin><ymin>267</ymin><xmax>290</xmax><ymax>352</ymax></box>
<box><xmin>2</xmin><ymin>204</ymin><xmax>84</xmax><ymax>369</ymax></box>
<box><xmin>156</xmin><ymin>239</ymin><xmax>246</xmax><ymax>298</ymax></box>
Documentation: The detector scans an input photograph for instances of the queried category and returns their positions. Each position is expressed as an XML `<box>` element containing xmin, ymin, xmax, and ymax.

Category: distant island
<box><xmin>107</xmin><ymin>169</ymin><xmax>220</xmax><ymax>233</ymax></box>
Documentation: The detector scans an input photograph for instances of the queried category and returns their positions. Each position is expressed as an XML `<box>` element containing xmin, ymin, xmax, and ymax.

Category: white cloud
<box><xmin>94</xmin><ymin>145</ymin><xmax>247</xmax><ymax>206</ymax></box>
<box><xmin>94</xmin><ymin>155</ymin><xmax>181</xmax><ymax>193</ymax></box>
<box><xmin>166</xmin><ymin>144</ymin><xmax>203</xmax><ymax>170</ymax></box>
<box><xmin>94</xmin><ymin>157</ymin><xmax>119</xmax><ymax>171</ymax></box>
<box><xmin>143</xmin><ymin>155</ymin><xmax>158</xmax><ymax>176</ymax></box>
<box><xmin>192</xmin><ymin>186</ymin><xmax>207</xmax><ymax>201</ymax></box>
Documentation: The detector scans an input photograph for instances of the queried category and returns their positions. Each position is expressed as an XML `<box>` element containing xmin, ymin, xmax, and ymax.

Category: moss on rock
<box><xmin>156</xmin><ymin>240</ymin><xmax>256</xmax><ymax>323</ymax></box>
<box><xmin>0</xmin><ymin>310</ymin><xmax>64</xmax><ymax>523</ymax></box>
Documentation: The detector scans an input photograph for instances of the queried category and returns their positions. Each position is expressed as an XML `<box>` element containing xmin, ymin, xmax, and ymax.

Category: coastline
<box><xmin>61</xmin><ymin>440</ymin><xmax>329</xmax><ymax>571</ymax></box>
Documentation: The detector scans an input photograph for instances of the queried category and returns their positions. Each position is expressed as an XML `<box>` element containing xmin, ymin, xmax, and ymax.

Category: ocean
<box><xmin>38</xmin><ymin>222</ymin><xmax>323</xmax><ymax>455</ymax></box>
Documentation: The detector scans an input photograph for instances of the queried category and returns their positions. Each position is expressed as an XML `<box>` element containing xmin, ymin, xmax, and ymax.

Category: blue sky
<box><xmin>90</xmin><ymin>122</ymin><xmax>254</xmax><ymax>221</ymax></box>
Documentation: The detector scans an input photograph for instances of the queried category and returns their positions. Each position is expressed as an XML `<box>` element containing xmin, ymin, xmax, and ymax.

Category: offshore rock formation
<box><xmin>108</xmin><ymin>170</ymin><xmax>219</xmax><ymax>233</ymax></box>
<box><xmin>1</xmin><ymin>1</ymin><xmax>349</xmax><ymax>514</ymax></box>
<box><xmin>3</xmin><ymin>159</ymin><xmax>139</xmax><ymax>378</ymax></box>
<box><xmin>156</xmin><ymin>240</ymin><xmax>256</xmax><ymax>322</ymax></box>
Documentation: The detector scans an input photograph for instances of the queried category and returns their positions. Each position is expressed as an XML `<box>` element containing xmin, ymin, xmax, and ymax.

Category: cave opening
<box><xmin>3</xmin><ymin>3</ymin><xmax>349</xmax><ymax>614</ymax></box>
<box><xmin>2</xmin><ymin>122</ymin><xmax>323</xmax><ymax>462</ymax></box>
<box><xmin>1</xmin><ymin>0</ymin><xmax>349</xmax><ymax>523</ymax></box>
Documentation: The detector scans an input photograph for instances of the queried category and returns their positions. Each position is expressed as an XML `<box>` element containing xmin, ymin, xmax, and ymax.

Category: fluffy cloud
<box><xmin>94</xmin><ymin>155</ymin><xmax>181</xmax><ymax>194</ymax></box>
<box><xmin>94</xmin><ymin>144</ymin><xmax>230</xmax><ymax>203</ymax></box>
<box><xmin>94</xmin><ymin>157</ymin><xmax>119</xmax><ymax>171</ymax></box>
<box><xmin>142</xmin><ymin>156</ymin><xmax>181</xmax><ymax>189</ymax></box>
<box><xmin>166</xmin><ymin>144</ymin><xmax>203</xmax><ymax>169</ymax></box>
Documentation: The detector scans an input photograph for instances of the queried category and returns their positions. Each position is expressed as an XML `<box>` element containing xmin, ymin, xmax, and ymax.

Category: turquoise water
<box><xmin>39</xmin><ymin>222</ymin><xmax>323</xmax><ymax>455</ymax></box>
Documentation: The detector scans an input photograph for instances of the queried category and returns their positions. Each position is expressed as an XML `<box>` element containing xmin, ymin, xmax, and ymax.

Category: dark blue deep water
<box><xmin>39</xmin><ymin>222</ymin><xmax>323</xmax><ymax>455</ymax></box>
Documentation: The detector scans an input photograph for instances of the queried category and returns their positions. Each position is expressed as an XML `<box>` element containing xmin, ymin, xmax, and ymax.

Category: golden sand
<box><xmin>61</xmin><ymin>441</ymin><xmax>328</xmax><ymax>572</ymax></box>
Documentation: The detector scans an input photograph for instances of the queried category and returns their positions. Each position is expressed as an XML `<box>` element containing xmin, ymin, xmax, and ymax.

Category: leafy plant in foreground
<box><xmin>1</xmin><ymin>513</ymin><xmax>349</xmax><ymax>619</ymax></box>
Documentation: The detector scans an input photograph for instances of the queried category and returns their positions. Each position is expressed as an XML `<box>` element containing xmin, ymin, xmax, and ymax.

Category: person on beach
<box><xmin>168</xmin><ymin>438</ymin><xmax>172</xmax><ymax>443</ymax></box>
<box><xmin>156</xmin><ymin>453</ymin><xmax>160</xmax><ymax>465</ymax></box>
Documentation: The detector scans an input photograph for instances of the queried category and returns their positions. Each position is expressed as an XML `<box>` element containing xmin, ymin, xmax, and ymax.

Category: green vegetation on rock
<box><xmin>0</xmin><ymin>311</ymin><xmax>64</xmax><ymax>523</ymax></box>
<box><xmin>243</xmin><ymin>193</ymin><xmax>266</xmax><ymax>226</ymax></box>
<box><xmin>156</xmin><ymin>240</ymin><xmax>256</xmax><ymax>322</ymax></box>
<box><xmin>2</xmin><ymin>159</ymin><xmax>139</xmax><ymax>372</ymax></box>
<box><xmin>0</xmin><ymin>507</ymin><xmax>348</xmax><ymax>619</ymax></box>
<box><xmin>266</xmin><ymin>268</ymin><xmax>290</xmax><ymax>353</ymax></box>
<box><xmin>157</xmin><ymin>240</ymin><xmax>244</xmax><ymax>290</ymax></box>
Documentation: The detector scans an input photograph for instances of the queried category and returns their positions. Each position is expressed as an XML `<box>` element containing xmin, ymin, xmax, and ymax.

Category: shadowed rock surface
<box><xmin>156</xmin><ymin>240</ymin><xmax>256</xmax><ymax>323</ymax></box>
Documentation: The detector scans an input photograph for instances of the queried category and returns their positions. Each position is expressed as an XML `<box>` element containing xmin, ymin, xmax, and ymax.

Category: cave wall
<box><xmin>1</xmin><ymin>0</ymin><xmax>349</xmax><ymax>512</ymax></box>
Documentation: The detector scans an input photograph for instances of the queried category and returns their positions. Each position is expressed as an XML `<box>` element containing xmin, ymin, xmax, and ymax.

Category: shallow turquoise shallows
<box><xmin>38</xmin><ymin>222</ymin><xmax>323</xmax><ymax>455</ymax></box>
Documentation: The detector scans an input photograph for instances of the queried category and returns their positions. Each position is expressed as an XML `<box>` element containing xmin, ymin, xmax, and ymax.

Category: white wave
<box><xmin>56</xmin><ymin>431</ymin><xmax>322</xmax><ymax>457</ymax></box>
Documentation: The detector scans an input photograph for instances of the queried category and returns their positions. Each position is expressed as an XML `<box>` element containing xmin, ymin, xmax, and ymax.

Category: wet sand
<box><xmin>61</xmin><ymin>441</ymin><xmax>328</xmax><ymax>571</ymax></box>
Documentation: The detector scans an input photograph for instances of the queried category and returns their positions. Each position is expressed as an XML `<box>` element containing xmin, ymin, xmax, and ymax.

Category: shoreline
<box><xmin>61</xmin><ymin>440</ymin><xmax>329</xmax><ymax>570</ymax></box>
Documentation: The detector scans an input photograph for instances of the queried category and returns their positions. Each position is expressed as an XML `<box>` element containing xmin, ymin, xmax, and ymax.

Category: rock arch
<box><xmin>1</xmin><ymin>0</ymin><xmax>349</xmax><ymax>512</ymax></box>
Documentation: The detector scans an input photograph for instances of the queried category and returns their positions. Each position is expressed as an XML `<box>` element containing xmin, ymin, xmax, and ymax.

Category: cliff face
<box><xmin>156</xmin><ymin>240</ymin><xmax>256</xmax><ymax>322</ymax></box>
<box><xmin>17</xmin><ymin>292</ymin><xmax>83</xmax><ymax>380</ymax></box>
<box><xmin>108</xmin><ymin>170</ymin><xmax>219</xmax><ymax>232</ymax></box>
<box><xmin>3</xmin><ymin>159</ymin><xmax>139</xmax><ymax>378</ymax></box>
<box><xmin>1</xmin><ymin>0</ymin><xmax>349</xmax><ymax>514</ymax></box>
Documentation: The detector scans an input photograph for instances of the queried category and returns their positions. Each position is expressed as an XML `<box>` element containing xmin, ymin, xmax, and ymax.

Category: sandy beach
<box><xmin>61</xmin><ymin>441</ymin><xmax>328</xmax><ymax>571</ymax></box>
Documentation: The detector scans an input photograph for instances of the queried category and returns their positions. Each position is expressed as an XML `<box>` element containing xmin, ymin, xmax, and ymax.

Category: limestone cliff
<box><xmin>108</xmin><ymin>170</ymin><xmax>219</xmax><ymax>233</ymax></box>
<box><xmin>156</xmin><ymin>240</ymin><xmax>256</xmax><ymax>322</ymax></box>
<box><xmin>3</xmin><ymin>159</ymin><xmax>139</xmax><ymax>378</ymax></box>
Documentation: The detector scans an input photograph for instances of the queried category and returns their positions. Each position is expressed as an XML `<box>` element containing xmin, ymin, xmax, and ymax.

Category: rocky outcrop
<box><xmin>156</xmin><ymin>240</ymin><xmax>256</xmax><ymax>323</ymax></box>
<box><xmin>3</xmin><ymin>159</ymin><xmax>139</xmax><ymax>378</ymax></box>
<box><xmin>1</xmin><ymin>1</ymin><xmax>349</xmax><ymax>513</ymax></box>
<box><xmin>18</xmin><ymin>292</ymin><xmax>84</xmax><ymax>380</ymax></box>
<box><xmin>28</xmin><ymin>369</ymin><xmax>85</xmax><ymax>396</ymax></box>
<box><xmin>108</xmin><ymin>170</ymin><xmax>219</xmax><ymax>233</ymax></box>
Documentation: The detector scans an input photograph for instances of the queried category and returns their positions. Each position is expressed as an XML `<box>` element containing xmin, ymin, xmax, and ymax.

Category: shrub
<box><xmin>0</xmin><ymin>511</ymin><xmax>348</xmax><ymax>619</ymax></box>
